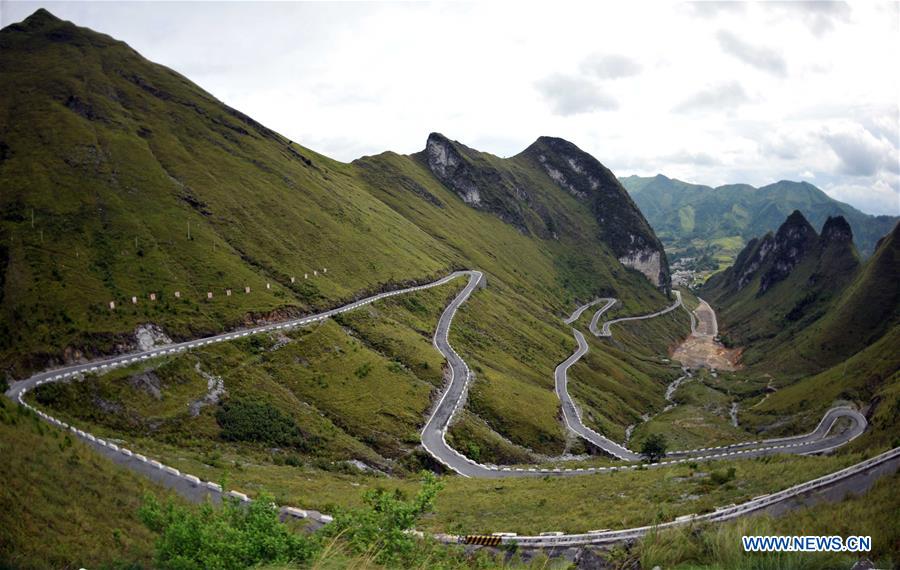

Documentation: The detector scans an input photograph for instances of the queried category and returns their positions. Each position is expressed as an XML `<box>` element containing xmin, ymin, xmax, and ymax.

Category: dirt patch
<box><xmin>672</xmin><ymin>336</ymin><xmax>742</xmax><ymax>371</ymax></box>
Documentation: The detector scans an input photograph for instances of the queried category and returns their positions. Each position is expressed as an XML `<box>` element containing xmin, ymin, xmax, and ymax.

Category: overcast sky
<box><xmin>3</xmin><ymin>1</ymin><xmax>899</xmax><ymax>215</ymax></box>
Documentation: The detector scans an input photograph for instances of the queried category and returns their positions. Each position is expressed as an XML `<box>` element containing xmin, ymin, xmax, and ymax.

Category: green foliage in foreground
<box><xmin>139</xmin><ymin>492</ymin><xmax>317</xmax><ymax>569</ymax></box>
<box><xmin>138</xmin><ymin>472</ymin><xmax>539</xmax><ymax>570</ymax></box>
<box><xmin>321</xmin><ymin>471</ymin><xmax>444</xmax><ymax>567</ymax></box>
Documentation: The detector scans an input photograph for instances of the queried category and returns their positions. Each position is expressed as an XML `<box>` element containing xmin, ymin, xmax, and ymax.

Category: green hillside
<box><xmin>4</xmin><ymin>9</ymin><xmax>899</xmax><ymax>570</ymax></box>
<box><xmin>621</xmin><ymin>174</ymin><xmax>898</xmax><ymax>269</ymax></box>
<box><xmin>2</xmin><ymin>9</ymin><xmax>686</xmax><ymax>471</ymax></box>
<box><xmin>0</xmin><ymin>395</ymin><xmax>173</xmax><ymax>568</ymax></box>
<box><xmin>0</xmin><ymin>9</ymin><xmax>670</xmax><ymax>382</ymax></box>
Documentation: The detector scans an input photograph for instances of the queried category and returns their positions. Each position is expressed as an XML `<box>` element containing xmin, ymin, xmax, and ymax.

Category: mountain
<box><xmin>703</xmin><ymin>210</ymin><xmax>898</xmax><ymax>375</ymax></box>
<box><xmin>0</xmin><ymin>9</ymin><xmax>686</xmax><ymax>469</ymax></box>
<box><xmin>620</xmin><ymin>174</ymin><xmax>898</xmax><ymax>265</ymax></box>
<box><xmin>718</xmin><ymin>217</ymin><xmax>900</xmax><ymax>442</ymax></box>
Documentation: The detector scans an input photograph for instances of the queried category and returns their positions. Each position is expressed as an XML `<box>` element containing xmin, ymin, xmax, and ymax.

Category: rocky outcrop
<box><xmin>425</xmin><ymin>134</ymin><xmax>482</xmax><ymax>206</ymax></box>
<box><xmin>422</xmin><ymin>133</ymin><xmax>532</xmax><ymax>231</ymax></box>
<box><xmin>733</xmin><ymin>234</ymin><xmax>775</xmax><ymax>290</ymax></box>
<box><xmin>759</xmin><ymin>210</ymin><xmax>818</xmax><ymax>293</ymax></box>
<box><xmin>523</xmin><ymin>137</ymin><xmax>670</xmax><ymax>288</ymax></box>
<box><xmin>134</xmin><ymin>324</ymin><xmax>172</xmax><ymax>351</ymax></box>
<box><xmin>705</xmin><ymin>211</ymin><xmax>862</xmax><ymax>303</ymax></box>
<box><xmin>418</xmin><ymin>133</ymin><xmax>671</xmax><ymax>289</ymax></box>
<box><xmin>821</xmin><ymin>215</ymin><xmax>853</xmax><ymax>244</ymax></box>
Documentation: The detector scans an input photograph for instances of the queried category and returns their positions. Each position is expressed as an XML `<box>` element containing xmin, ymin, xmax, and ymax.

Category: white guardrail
<box><xmin>7</xmin><ymin>270</ymin><xmax>896</xmax><ymax>546</ymax></box>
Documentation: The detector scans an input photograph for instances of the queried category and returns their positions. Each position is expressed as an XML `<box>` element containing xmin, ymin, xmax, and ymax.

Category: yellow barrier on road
<box><xmin>464</xmin><ymin>535</ymin><xmax>503</xmax><ymax>546</ymax></box>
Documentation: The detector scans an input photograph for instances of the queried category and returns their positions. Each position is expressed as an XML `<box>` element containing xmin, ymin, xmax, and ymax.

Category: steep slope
<box><xmin>0</xmin><ymin>9</ymin><xmax>670</xmax><ymax>381</ymax></box>
<box><xmin>621</xmin><ymin>174</ymin><xmax>898</xmax><ymax>260</ymax></box>
<box><xmin>703</xmin><ymin>211</ymin><xmax>896</xmax><ymax>374</ymax></box>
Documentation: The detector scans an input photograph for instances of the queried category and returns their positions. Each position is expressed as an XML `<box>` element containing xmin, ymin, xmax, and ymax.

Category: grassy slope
<box><xmin>637</xmin><ymin>470</ymin><xmax>899</xmax><ymax>569</ymax></box>
<box><xmin>0</xmin><ymin>396</ymin><xmax>175</xmax><ymax>569</ymax></box>
<box><xmin>0</xmin><ymin>11</ymin><xmax>459</xmax><ymax>377</ymax></box>
<box><xmin>3</xmin><ymin>10</ymin><xmax>686</xmax><ymax>460</ymax></box>
<box><xmin>705</xmin><ymin>231</ymin><xmax>862</xmax><ymax>374</ymax></box>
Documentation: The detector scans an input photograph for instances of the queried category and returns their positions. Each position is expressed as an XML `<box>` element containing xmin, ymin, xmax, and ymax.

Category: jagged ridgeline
<box><xmin>0</xmin><ymin>9</ymin><xmax>669</xmax><ymax>376</ymax></box>
<box><xmin>704</xmin><ymin>210</ymin><xmax>899</xmax><ymax>374</ymax></box>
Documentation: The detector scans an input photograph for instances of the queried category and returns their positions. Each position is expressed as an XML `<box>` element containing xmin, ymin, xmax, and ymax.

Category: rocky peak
<box><xmin>20</xmin><ymin>8</ymin><xmax>62</xmax><ymax>29</ymax></box>
<box><xmin>523</xmin><ymin>136</ymin><xmax>670</xmax><ymax>289</ymax></box>
<box><xmin>424</xmin><ymin>133</ymin><xmax>480</xmax><ymax>205</ymax></box>
<box><xmin>733</xmin><ymin>233</ymin><xmax>775</xmax><ymax>290</ymax></box>
<box><xmin>760</xmin><ymin>210</ymin><xmax>818</xmax><ymax>293</ymax></box>
<box><xmin>422</xmin><ymin>133</ymin><xmax>531</xmax><ymax>231</ymax></box>
<box><xmin>820</xmin><ymin>215</ymin><xmax>853</xmax><ymax>244</ymax></box>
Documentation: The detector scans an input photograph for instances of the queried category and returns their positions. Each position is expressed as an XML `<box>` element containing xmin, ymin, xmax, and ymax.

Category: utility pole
<box><xmin>187</xmin><ymin>221</ymin><xmax>191</xmax><ymax>240</ymax></box>
<box><xmin>31</xmin><ymin>209</ymin><xmax>34</xmax><ymax>228</ymax></box>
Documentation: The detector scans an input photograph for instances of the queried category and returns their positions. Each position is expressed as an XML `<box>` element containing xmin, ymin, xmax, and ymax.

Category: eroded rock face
<box><xmin>527</xmin><ymin>137</ymin><xmax>670</xmax><ymax>288</ymax></box>
<box><xmin>420</xmin><ymin>132</ymin><xmax>671</xmax><ymax>288</ymax></box>
<box><xmin>760</xmin><ymin>210</ymin><xmax>817</xmax><ymax>293</ymax></box>
<box><xmin>617</xmin><ymin>248</ymin><xmax>662</xmax><ymax>287</ymax></box>
<box><xmin>425</xmin><ymin>134</ymin><xmax>482</xmax><ymax>206</ymax></box>
<box><xmin>821</xmin><ymin>215</ymin><xmax>853</xmax><ymax>244</ymax></box>
<box><xmin>734</xmin><ymin>234</ymin><xmax>775</xmax><ymax>290</ymax></box>
<box><xmin>134</xmin><ymin>324</ymin><xmax>171</xmax><ymax>351</ymax></box>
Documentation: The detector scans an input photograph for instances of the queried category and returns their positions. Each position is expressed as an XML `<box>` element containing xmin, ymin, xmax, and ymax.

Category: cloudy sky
<box><xmin>3</xmin><ymin>1</ymin><xmax>899</xmax><ymax>215</ymax></box>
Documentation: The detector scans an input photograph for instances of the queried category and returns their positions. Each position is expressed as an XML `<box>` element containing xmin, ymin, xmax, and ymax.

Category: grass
<box><xmin>0</xmin><ymin>396</ymin><xmax>175</xmax><ymax>569</ymax></box>
<box><xmin>634</xmin><ymin>470</ymin><xmax>900</xmax><ymax>569</ymax></box>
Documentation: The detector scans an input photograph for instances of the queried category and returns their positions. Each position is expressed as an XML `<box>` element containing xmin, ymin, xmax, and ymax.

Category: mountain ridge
<box><xmin>702</xmin><ymin>210</ymin><xmax>895</xmax><ymax>375</ymax></box>
<box><xmin>620</xmin><ymin>174</ymin><xmax>897</xmax><ymax>261</ymax></box>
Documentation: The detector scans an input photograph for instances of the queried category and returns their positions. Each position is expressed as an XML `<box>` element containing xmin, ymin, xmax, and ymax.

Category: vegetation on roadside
<box><xmin>0</xmin><ymin>396</ymin><xmax>169</xmax><ymax>568</ymax></box>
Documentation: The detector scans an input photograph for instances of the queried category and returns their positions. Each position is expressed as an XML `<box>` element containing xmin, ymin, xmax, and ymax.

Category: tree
<box><xmin>640</xmin><ymin>433</ymin><xmax>668</xmax><ymax>463</ymax></box>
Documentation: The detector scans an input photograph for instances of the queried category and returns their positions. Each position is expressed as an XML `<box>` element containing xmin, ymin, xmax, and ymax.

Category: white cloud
<box><xmin>534</xmin><ymin>74</ymin><xmax>619</xmax><ymax>116</ymax></box>
<box><xmin>580</xmin><ymin>54</ymin><xmax>643</xmax><ymax>79</ymax></box>
<box><xmin>673</xmin><ymin>82</ymin><xmax>752</xmax><ymax>113</ymax></box>
<box><xmin>822</xmin><ymin>124</ymin><xmax>899</xmax><ymax>177</ymax></box>
<box><xmin>716</xmin><ymin>30</ymin><xmax>788</xmax><ymax>77</ymax></box>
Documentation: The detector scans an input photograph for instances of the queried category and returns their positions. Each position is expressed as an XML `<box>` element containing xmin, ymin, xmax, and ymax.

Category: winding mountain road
<box><xmin>554</xmin><ymin>292</ymin><xmax>865</xmax><ymax>462</ymax></box>
<box><xmin>3</xmin><ymin>269</ymin><xmax>886</xmax><ymax>545</ymax></box>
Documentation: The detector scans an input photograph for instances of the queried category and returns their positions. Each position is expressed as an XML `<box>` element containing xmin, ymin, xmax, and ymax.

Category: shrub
<box><xmin>139</xmin><ymin>492</ymin><xmax>317</xmax><ymax>569</ymax></box>
<box><xmin>322</xmin><ymin>471</ymin><xmax>444</xmax><ymax>566</ymax></box>
<box><xmin>710</xmin><ymin>466</ymin><xmax>736</xmax><ymax>485</ymax></box>
<box><xmin>215</xmin><ymin>400</ymin><xmax>305</xmax><ymax>448</ymax></box>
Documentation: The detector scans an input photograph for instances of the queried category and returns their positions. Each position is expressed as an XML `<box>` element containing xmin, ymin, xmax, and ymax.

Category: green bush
<box><xmin>323</xmin><ymin>471</ymin><xmax>445</xmax><ymax>566</ymax></box>
<box><xmin>139</xmin><ymin>492</ymin><xmax>316</xmax><ymax>569</ymax></box>
<box><xmin>710</xmin><ymin>466</ymin><xmax>737</xmax><ymax>485</ymax></box>
<box><xmin>215</xmin><ymin>399</ymin><xmax>306</xmax><ymax>449</ymax></box>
